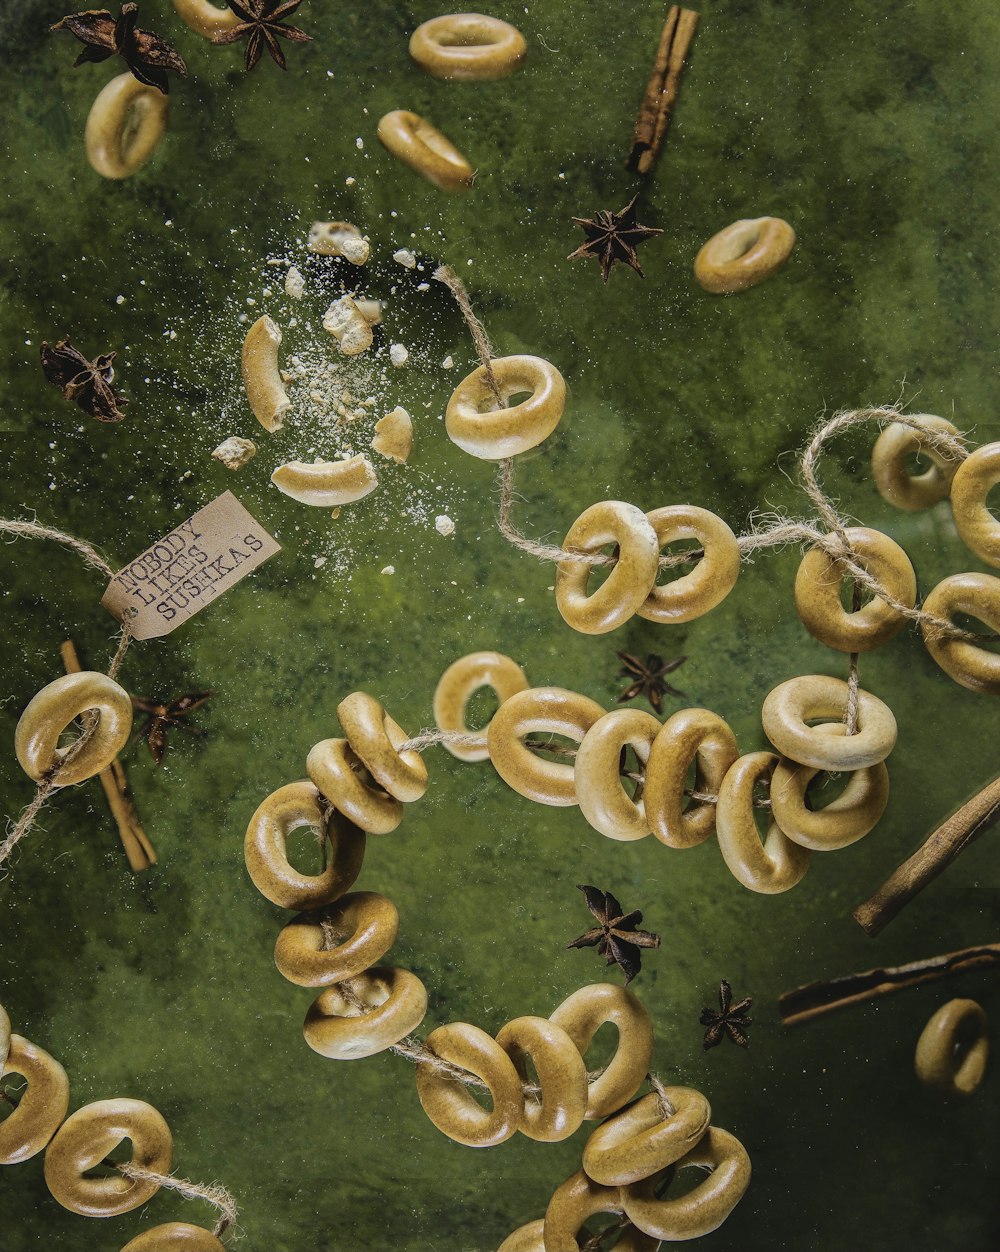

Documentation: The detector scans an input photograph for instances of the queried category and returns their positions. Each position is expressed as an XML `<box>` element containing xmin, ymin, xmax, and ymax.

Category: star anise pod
<box><xmin>700</xmin><ymin>980</ymin><xmax>753</xmax><ymax>1050</ymax></box>
<box><xmin>616</xmin><ymin>651</ymin><xmax>687</xmax><ymax>715</ymax></box>
<box><xmin>41</xmin><ymin>339</ymin><xmax>128</xmax><ymax>423</ymax></box>
<box><xmin>567</xmin><ymin>885</ymin><xmax>661</xmax><ymax>985</ymax></box>
<box><xmin>214</xmin><ymin>0</ymin><xmax>312</xmax><ymax>72</ymax></box>
<box><xmin>567</xmin><ymin>194</ymin><xmax>663</xmax><ymax>282</ymax></box>
<box><xmin>131</xmin><ymin>691</ymin><xmax>214</xmax><ymax>764</ymax></box>
<box><xmin>51</xmin><ymin>4</ymin><xmax>187</xmax><ymax>94</ymax></box>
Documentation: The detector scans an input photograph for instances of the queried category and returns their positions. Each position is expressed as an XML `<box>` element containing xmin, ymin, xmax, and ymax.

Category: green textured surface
<box><xmin>2</xmin><ymin>0</ymin><xmax>1000</xmax><ymax>1248</ymax></box>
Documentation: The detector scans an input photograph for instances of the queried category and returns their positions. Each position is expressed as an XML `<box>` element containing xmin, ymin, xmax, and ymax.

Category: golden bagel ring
<box><xmin>85</xmin><ymin>73</ymin><xmax>169</xmax><ymax>180</ymax></box>
<box><xmin>494</xmin><ymin>1015</ymin><xmax>588</xmax><ymax>1143</ymax></box>
<box><xmin>914</xmin><ymin>999</ymin><xmax>989</xmax><ymax>1098</ymax></box>
<box><xmin>950</xmin><ymin>442</ymin><xmax>1000</xmax><ymax>568</ymax></box>
<box><xmin>273</xmin><ymin>892</ymin><xmax>399</xmax><ymax>988</ymax></box>
<box><xmin>549</xmin><ymin>983</ymin><xmax>654</xmax><ymax>1120</ymax></box>
<box><xmin>415</xmin><ymin>1022</ymin><xmax>523</xmax><ymax>1147</ymax></box>
<box><xmin>794</xmin><ymin>527</ymin><xmax>916</xmax><ymax>652</ymax></box>
<box><xmin>555</xmin><ymin>502</ymin><xmax>660</xmax><ymax>635</ymax></box>
<box><xmin>0</xmin><ymin>1035</ymin><xmax>70</xmax><ymax>1165</ymax></box>
<box><xmin>307</xmin><ymin>739</ymin><xmax>402</xmax><ymax>834</ymax></box>
<box><xmin>15</xmin><ymin>670</ymin><xmax>133</xmax><ymax>786</ymax></box>
<box><xmin>243</xmin><ymin>780</ymin><xmax>366</xmax><ymax>911</ymax></box>
<box><xmin>337</xmin><ymin>692</ymin><xmax>429</xmax><ymax>804</ymax></box>
<box><xmin>303</xmin><ymin>966</ymin><xmax>427</xmax><ymax>1060</ymax></box>
<box><xmin>487</xmin><ymin>686</ymin><xmax>606</xmax><ymax>806</ymax></box>
<box><xmin>921</xmin><ymin>572</ymin><xmax>1000</xmax><ymax>695</ymax></box>
<box><xmin>761</xmin><ymin>675</ymin><xmax>897</xmax><ymax>770</ymax></box>
<box><xmin>409</xmin><ymin>13</ymin><xmax>527</xmax><ymax>79</ymax></box>
<box><xmin>715</xmin><ymin>752</ymin><xmax>812</xmax><ymax>894</ymax></box>
<box><xmin>171</xmin><ymin>0</ymin><xmax>239</xmax><ymax>38</ymax></box>
<box><xmin>376</xmin><ymin>109</ymin><xmax>474</xmax><ymax>191</ymax></box>
<box><xmin>638</xmin><ymin>506</ymin><xmax>740</xmax><ymax>624</ymax></box>
<box><xmin>622</xmin><ymin>1126</ymin><xmax>752</xmax><ymax>1240</ymax></box>
<box><xmin>581</xmin><ymin>1088</ymin><xmax>712</xmax><ymax>1186</ymax></box>
<box><xmin>770</xmin><ymin>748</ymin><xmax>889</xmax><ymax>851</ymax></box>
<box><xmin>445</xmin><ymin>355</ymin><xmax>567</xmax><ymax>460</ymax></box>
<box><xmin>500</xmin><ymin>1216</ymin><xmax>655</xmax><ymax>1252</ymax></box>
<box><xmin>643</xmin><ymin>708</ymin><xmax>739</xmax><ymax>849</ymax></box>
<box><xmin>121</xmin><ymin>1224</ymin><xmax>226</xmax><ymax>1251</ymax></box>
<box><xmin>694</xmin><ymin>216</ymin><xmax>795</xmax><ymax>294</ymax></box>
<box><xmin>871</xmin><ymin>416</ymin><xmax>964</xmax><ymax>511</ymax></box>
<box><xmin>543</xmin><ymin>1170</ymin><xmax>659</xmax><ymax>1252</ymax></box>
<box><xmin>433</xmin><ymin>651</ymin><xmax>530</xmax><ymax>761</ymax></box>
<box><xmin>575</xmin><ymin>709</ymin><xmax>661</xmax><ymax>841</ymax></box>
<box><xmin>44</xmin><ymin>1098</ymin><xmax>172</xmax><ymax>1217</ymax></box>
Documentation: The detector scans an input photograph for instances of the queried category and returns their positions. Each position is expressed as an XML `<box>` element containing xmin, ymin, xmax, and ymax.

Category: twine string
<box><xmin>117</xmin><ymin>1163</ymin><xmax>239</xmax><ymax>1239</ymax></box>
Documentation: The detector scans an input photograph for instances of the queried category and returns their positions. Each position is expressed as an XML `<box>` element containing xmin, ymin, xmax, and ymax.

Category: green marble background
<box><xmin>2</xmin><ymin>0</ymin><xmax>1000</xmax><ymax>1247</ymax></box>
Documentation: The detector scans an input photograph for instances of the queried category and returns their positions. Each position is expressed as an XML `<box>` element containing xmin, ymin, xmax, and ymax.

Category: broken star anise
<box><xmin>132</xmin><ymin>691</ymin><xmax>214</xmax><ymax>765</ymax></box>
<box><xmin>567</xmin><ymin>193</ymin><xmax>664</xmax><ymax>282</ymax></box>
<box><xmin>700</xmin><ymin>980</ymin><xmax>753</xmax><ymax>1050</ymax></box>
<box><xmin>214</xmin><ymin>0</ymin><xmax>312</xmax><ymax>72</ymax></box>
<box><xmin>51</xmin><ymin>4</ymin><xmax>187</xmax><ymax>94</ymax></box>
<box><xmin>616</xmin><ymin>651</ymin><xmax>687</xmax><ymax>715</ymax></box>
<box><xmin>567</xmin><ymin>885</ymin><xmax>661</xmax><ymax>985</ymax></box>
<box><xmin>41</xmin><ymin>339</ymin><xmax>128</xmax><ymax>423</ymax></box>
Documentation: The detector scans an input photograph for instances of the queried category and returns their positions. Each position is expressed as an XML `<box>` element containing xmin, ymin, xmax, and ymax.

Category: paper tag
<box><xmin>101</xmin><ymin>492</ymin><xmax>281</xmax><ymax>639</ymax></box>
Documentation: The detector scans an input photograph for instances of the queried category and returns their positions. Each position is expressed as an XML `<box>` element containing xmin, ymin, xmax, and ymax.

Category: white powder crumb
<box><xmin>211</xmin><ymin>437</ymin><xmax>257</xmax><ymax>471</ymax></box>
<box><xmin>435</xmin><ymin>515</ymin><xmax>455</xmax><ymax>537</ymax></box>
<box><xmin>284</xmin><ymin>266</ymin><xmax>305</xmax><ymax>300</ymax></box>
<box><xmin>238</xmin><ymin>313</ymin><xmax>249</xmax><ymax>323</ymax></box>
<box><xmin>393</xmin><ymin>248</ymin><xmax>417</xmax><ymax>269</ymax></box>
<box><xmin>356</xmin><ymin>137</ymin><xmax>364</xmax><ymax>149</ymax></box>
<box><xmin>116</xmin><ymin>295</ymin><xmax>125</xmax><ymax>305</ymax></box>
<box><xmin>314</xmin><ymin>556</ymin><xmax>327</xmax><ymax>568</ymax></box>
<box><xmin>442</xmin><ymin>356</ymin><xmax>454</xmax><ymax>369</ymax></box>
<box><xmin>346</xmin><ymin>176</ymin><xmax>356</xmax><ymax>185</ymax></box>
<box><xmin>417</xmin><ymin>282</ymin><xmax>430</xmax><ymax>291</ymax></box>
<box><xmin>517</xmin><ymin>596</ymin><xmax>525</xmax><ymax>603</ymax></box>
<box><xmin>381</xmin><ymin>565</ymin><xmax>395</xmax><ymax>575</ymax></box>
<box><xmin>389</xmin><ymin>343</ymin><xmax>409</xmax><ymax>367</ymax></box>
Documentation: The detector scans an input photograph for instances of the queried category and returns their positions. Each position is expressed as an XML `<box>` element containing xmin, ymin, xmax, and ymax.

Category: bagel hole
<box><xmin>84</xmin><ymin>1136</ymin><xmax>132</xmax><ymax>1178</ymax></box>
<box><xmin>951</xmin><ymin>611</ymin><xmax>1000</xmax><ymax>652</ymax></box>
<box><xmin>578</xmin><ymin>1216</ymin><xmax>629</xmax><ymax>1247</ymax></box>
<box><xmin>985</xmin><ymin>480</ymin><xmax>1000</xmax><ymax>522</ymax></box>
<box><xmin>618</xmin><ymin>744</ymin><xmax>644</xmax><ymax>801</ymax></box>
<box><xmin>582</xmin><ymin>543</ymin><xmax>621</xmax><ymax>593</ymax></box>
<box><xmin>285</xmin><ymin>823</ymin><xmax>331</xmax><ymax>876</ymax></box>
<box><xmin>652</xmin><ymin>1159</ymin><xmax>712</xmax><ymax>1199</ymax></box>
<box><xmin>803</xmin><ymin>770</ymin><xmax>850</xmax><ymax>810</ymax></box>
<box><xmin>0</xmin><ymin>1074</ymin><xmax>27</xmax><ymax>1120</ymax></box>
<box><xmin>839</xmin><ymin>579</ymin><xmax>874</xmax><ymax>612</ymax></box>
<box><xmin>746</xmin><ymin>776</ymin><xmax>773</xmax><ymax>840</ymax></box>
<box><xmin>651</xmin><ymin>539</ymin><xmax>704</xmax><ymax>588</ymax></box>
<box><xmin>465</xmin><ymin>686</ymin><xmax>500</xmax><ymax>731</ymax></box>
<box><xmin>903</xmin><ymin>450</ymin><xmax>937</xmax><ymax>476</ymax></box>
<box><xmin>436</xmin><ymin>32</ymin><xmax>496</xmax><ymax>47</ymax></box>
<box><xmin>951</xmin><ymin>1019</ymin><xmax>983</xmax><ymax>1068</ymax></box>
<box><xmin>523</xmin><ymin>731</ymin><xmax>582</xmax><ymax>765</ymax></box>
<box><xmin>584</xmin><ymin>1022</ymin><xmax>621</xmax><ymax>1072</ymax></box>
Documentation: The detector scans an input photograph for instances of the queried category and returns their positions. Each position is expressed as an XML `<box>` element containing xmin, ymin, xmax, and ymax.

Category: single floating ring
<box><xmin>415</xmin><ymin>1021</ymin><xmax>524</xmax><ymax>1147</ymax></box>
<box><xmin>794</xmin><ymin>526</ymin><xmax>916</xmax><ymax>652</ymax></box>
<box><xmin>921</xmin><ymin>572</ymin><xmax>1000</xmax><ymax>695</ymax></box>
<box><xmin>242</xmin><ymin>315</ymin><xmax>290</xmax><ymax>432</ymax></box>
<box><xmin>549</xmin><ymin>983</ymin><xmax>654</xmax><ymax>1120</ymax></box>
<box><xmin>304</xmin><ymin>966</ymin><xmax>428</xmax><ymax>1059</ymax></box>
<box><xmin>555</xmin><ymin>502</ymin><xmax>660</xmax><ymax>635</ymax></box>
<box><xmin>244</xmin><ymin>779</ymin><xmax>366</xmax><ymax>910</ymax></box>
<box><xmin>15</xmin><ymin>671</ymin><xmax>132</xmax><ymax>786</ymax></box>
<box><xmin>377</xmin><ymin>109</ymin><xmax>474</xmax><ymax>191</ymax></box>
<box><xmin>271</xmin><ymin>456</ymin><xmax>378</xmax><ymax>507</ymax></box>
<box><xmin>694</xmin><ymin>217</ymin><xmax>795</xmax><ymax>294</ymax></box>
<box><xmin>914</xmin><ymin>998</ymin><xmax>989</xmax><ymax>1098</ymax></box>
<box><xmin>761</xmin><ymin>675</ymin><xmax>897</xmax><ymax>770</ymax></box>
<box><xmin>621</xmin><ymin>1126</ymin><xmax>752</xmax><ymax>1240</ymax></box>
<box><xmin>171</xmin><ymin>0</ymin><xmax>240</xmax><ymax>38</ymax></box>
<box><xmin>487</xmin><ymin>686</ymin><xmax>605</xmax><ymax>806</ymax></box>
<box><xmin>543</xmin><ymin>1170</ymin><xmax>659</xmax><ymax>1252</ymax></box>
<box><xmin>638</xmin><ymin>505</ymin><xmax>740</xmax><ymax>624</ymax></box>
<box><xmin>44</xmin><ymin>1098</ymin><xmax>172</xmax><ymax>1217</ymax></box>
<box><xmin>950</xmin><ymin>442</ymin><xmax>1000</xmax><ymax>568</ymax></box>
<box><xmin>445</xmin><ymin>354</ymin><xmax>566</xmax><ymax>460</ymax></box>
<box><xmin>715</xmin><ymin>752</ymin><xmax>811</xmax><ymax>894</ymax></box>
<box><xmin>770</xmin><ymin>749</ymin><xmax>889</xmax><ymax>851</ymax></box>
<box><xmin>85</xmin><ymin>73</ymin><xmax>169</xmax><ymax>180</ymax></box>
<box><xmin>581</xmin><ymin>1088</ymin><xmax>712</xmax><ymax>1187</ymax></box>
<box><xmin>0</xmin><ymin>1035</ymin><xmax>70</xmax><ymax>1165</ymax></box>
<box><xmin>494</xmin><ymin>1015</ymin><xmax>588</xmax><ymax>1142</ymax></box>
<box><xmin>433</xmin><ymin>651</ymin><xmax>530</xmax><ymax>761</ymax></box>
<box><xmin>274</xmin><ymin>892</ymin><xmax>399</xmax><ymax>988</ymax></box>
<box><xmin>121</xmin><ymin>1224</ymin><xmax>226</xmax><ymax>1251</ymax></box>
<box><xmin>643</xmin><ymin>708</ymin><xmax>739</xmax><ymax>849</ymax></box>
<box><xmin>575</xmin><ymin>708</ymin><xmax>661</xmax><ymax>841</ymax></box>
<box><xmin>409</xmin><ymin>13</ymin><xmax>527</xmax><ymax>80</ymax></box>
<box><xmin>871</xmin><ymin>415</ymin><xmax>964</xmax><ymax>512</ymax></box>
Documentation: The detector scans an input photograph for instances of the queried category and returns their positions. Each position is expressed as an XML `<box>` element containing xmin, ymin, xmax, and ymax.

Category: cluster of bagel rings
<box><xmin>435</xmin><ymin>652</ymin><xmax>897</xmax><ymax>895</ymax></box>
<box><xmin>0</xmin><ymin>1001</ymin><xmax>224</xmax><ymax>1250</ymax></box>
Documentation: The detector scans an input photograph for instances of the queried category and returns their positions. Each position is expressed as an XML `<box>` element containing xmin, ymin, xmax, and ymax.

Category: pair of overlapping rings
<box><xmin>500</xmin><ymin>1099</ymin><xmax>751</xmax><ymax>1248</ymax></box>
<box><xmin>414</xmin><ymin>983</ymin><xmax>653</xmax><ymax>1148</ymax></box>
<box><xmin>482</xmin><ymin>675</ymin><xmax>896</xmax><ymax>894</ymax></box>
<box><xmin>244</xmin><ymin>693</ymin><xmax>430</xmax><ymax>1060</ymax></box>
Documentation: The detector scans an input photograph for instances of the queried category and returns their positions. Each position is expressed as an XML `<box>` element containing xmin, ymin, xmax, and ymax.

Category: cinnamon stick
<box><xmin>853</xmin><ymin>774</ymin><xmax>1000</xmax><ymax>937</ymax></box>
<box><xmin>628</xmin><ymin>6</ymin><xmax>700</xmax><ymax>176</ymax></box>
<box><xmin>60</xmin><ymin>639</ymin><xmax>156</xmax><ymax>872</ymax></box>
<box><xmin>780</xmin><ymin>943</ymin><xmax>1000</xmax><ymax>1028</ymax></box>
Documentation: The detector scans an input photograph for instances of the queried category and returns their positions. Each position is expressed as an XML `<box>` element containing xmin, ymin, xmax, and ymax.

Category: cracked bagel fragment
<box><xmin>271</xmin><ymin>455</ymin><xmax>378</xmax><ymax>506</ymax></box>
<box><xmin>242</xmin><ymin>315</ymin><xmax>290</xmax><ymax>431</ymax></box>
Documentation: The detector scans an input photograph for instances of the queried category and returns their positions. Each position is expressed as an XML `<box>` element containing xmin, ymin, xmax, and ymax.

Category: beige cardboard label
<box><xmin>101</xmin><ymin>492</ymin><xmax>280</xmax><ymax>639</ymax></box>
